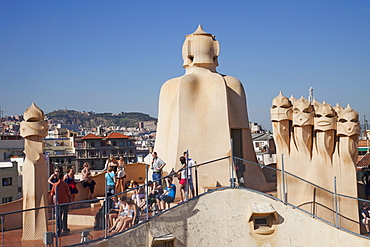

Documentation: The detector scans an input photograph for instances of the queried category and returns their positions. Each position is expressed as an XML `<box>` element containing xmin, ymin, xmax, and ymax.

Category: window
<box><xmin>91</xmin><ymin>142</ymin><xmax>95</xmax><ymax>147</ymax></box>
<box><xmin>254</xmin><ymin>217</ymin><xmax>269</xmax><ymax>229</ymax></box>
<box><xmin>2</xmin><ymin>197</ymin><xmax>12</xmax><ymax>204</ymax></box>
<box><xmin>152</xmin><ymin>242</ymin><xmax>174</xmax><ymax>247</ymax></box>
<box><xmin>248</xmin><ymin>203</ymin><xmax>278</xmax><ymax>236</ymax></box>
<box><xmin>2</xmin><ymin>177</ymin><xmax>12</xmax><ymax>186</ymax></box>
<box><xmin>18</xmin><ymin>187</ymin><xmax>22</xmax><ymax>193</ymax></box>
<box><xmin>120</xmin><ymin>141</ymin><xmax>125</xmax><ymax>146</ymax></box>
<box><xmin>77</xmin><ymin>142</ymin><xmax>83</xmax><ymax>148</ymax></box>
<box><xmin>112</xmin><ymin>141</ymin><xmax>117</xmax><ymax>146</ymax></box>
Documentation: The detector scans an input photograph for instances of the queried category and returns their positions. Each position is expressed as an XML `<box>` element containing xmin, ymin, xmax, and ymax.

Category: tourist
<box><xmin>361</xmin><ymin>165</ymin><xmax>370</xmax><ymax>200</ymax></box>
<box><xmin>115</xmin><ymin>156</ymin><xmax>126</xmax><ymax>193</ymax></box>
<box><xmin>48</xmin><ymin>168</ymin><xmax>60</xmax><ymax>190</ymax></box>
<box><xmin>182</xmin><ymin>151</ymin><xmax>196</xmax><ymax>198</ymax></box>
<box><xmin>109</xmin><ymin>196</ymin><xmax>137</xmax><ymax>233</ymax></box>
<box><xmin>82</xmin><ymin>162</ymin><xmax>96</xmax><ymax>200</ymax></box>
<box><xmin>105</xmin><ymin>166</ymin><xmax>116</xmax><ymax>197</ymax></box>
<box><xmin>104</xmin><ymin>155</ymin><xmax>118</xmax><ymax>173</ymax></box>
<box><xmin>51</xmin><ymin>173</ymin><xmax>71</xmax><ymax>235</ymax></box>
<box><xmin>131</xmin><ymin>181</ymin><xmax>145</xmax><ymax>206</ymax></box>
<box><xmin>143</xmin><ymin>181</ymin><xmax>163</xmax><ymax>212</ymax></box>
<box><xmin>107</xmin><ymin>196</ymin><xmax>121</xmax><ymax>229</ymax></box>
<box><xmin>63</xmin><ymin>168</ymin><xmax>78</xmax><ymax>206</ymax></box>
<box><xmin>361</xmin><ymin>203</ymin><xmax>370</xmax><ymax>235</ymax></box>
<box><xmin>151</xmin><ymin>152</ymin><xmax>166</xmax><ymax>185</ymax></box>
<box><xmin>103</xmin><ymin>155</ymin><xmax>118</xmax><ymax>171</ymax></box>
<box><xmin>178</xmin><ymin>156</ymin><xmax>194</xmax><ymax>203</ymax></box>
<box><xmin>128</xmin><ymin>198</ymin><xmax>141</xmax><ymax>226</ymax></box>
<box><xmin>156</xmin><ymin>177</ymin><xmax>176</xmax><ymax>211</ymax></box>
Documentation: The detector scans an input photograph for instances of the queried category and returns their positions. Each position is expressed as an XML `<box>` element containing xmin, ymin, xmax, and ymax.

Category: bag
<box><xmin>117</xmin><ymin>169</ymin><xmax>126</xmax><ymax>179</ymax></box>
<box><xmin>68</xmin><ymin>180</ymin><xmax>79</xmax><ymax>194</ymax></box>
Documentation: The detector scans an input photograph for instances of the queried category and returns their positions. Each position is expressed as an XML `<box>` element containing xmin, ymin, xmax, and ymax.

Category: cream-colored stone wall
<box><xmin>93</xmin><ymin>189</ymin><xmax>369</xmax><ymax>247</ymax></box>
<box><xmin>271</xmin><ymin>93</ymin><xmax>360</xmax><ymax>233</ymax></box>
<box><xmin>20</xmin><ymin>103</ymin><xmax>49</xmax><ymax>240</ymax></box>
<box><xmin>154</xmin><ymin>25</ymin><xmax>271</xmax><ymax>191</ymax></box>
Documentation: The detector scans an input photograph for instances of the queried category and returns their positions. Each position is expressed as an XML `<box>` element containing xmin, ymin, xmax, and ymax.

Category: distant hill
<box><xmin>46</xmin><ymin>109</ymin><xmax>157</xmax><ymax>128</ymax></box>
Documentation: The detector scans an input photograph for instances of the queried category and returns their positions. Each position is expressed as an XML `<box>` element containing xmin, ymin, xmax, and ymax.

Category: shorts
<box><xmin>83</xmin><ymin>180</ymin><xmax>96</xmax><ymax>193</ymax></box>
<box><xmin>159</xmin><ymin>195</ymin><xmax>174</xmax><ymax>203</ymax></box>
<box><xmin>107</xmin><ymin>185</ymin><xmax>115</xmax><ymax>195</ymax></box>
<box><xmin>362</xmin><ymin>218</ymin><xmax>370</xmax><ymax>225</ymax></box>
<box><xmin>180</xmin><ymin>178</ymin><xmax>194</xmax><ymax>190</ymax></box>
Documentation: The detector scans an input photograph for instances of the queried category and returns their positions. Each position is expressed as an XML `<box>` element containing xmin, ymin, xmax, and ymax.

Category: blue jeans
<box><xmin>152</xmin><ymin>172</ymin><xmax>162</xmax><ymax>185</ymax></box>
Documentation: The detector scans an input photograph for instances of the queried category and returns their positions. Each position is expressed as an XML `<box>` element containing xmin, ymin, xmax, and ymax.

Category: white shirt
<box><xmin>181</xmin><ymin>158</ymin><xmax>194</xmax><ymax>178</ymax></box>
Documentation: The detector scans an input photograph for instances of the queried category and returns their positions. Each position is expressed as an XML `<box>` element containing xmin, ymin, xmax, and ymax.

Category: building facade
<box><xmin>44</xmin><ymin>137</ymin><xmax>76</xmax><ymax>174</ymax></box>
<box><xmin>0</xmin><ymin>161</ymin><xmax>19</xmax><ymax>204</ymax></box>
<box><xmin>75</xmin><ymin>132</ymin><xmax>136</xmax><ymax>170</ymax></box>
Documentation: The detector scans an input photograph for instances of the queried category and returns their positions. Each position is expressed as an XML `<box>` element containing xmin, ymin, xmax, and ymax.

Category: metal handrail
<box><xmin>2</xmin><ymin>154</ymin><xmax>370</xmax><ymax>246</ymax></box>
<box><xmin>234</xmin><ymin>157</ymin><xmax>335</xmax><ymax>195</ymax></box>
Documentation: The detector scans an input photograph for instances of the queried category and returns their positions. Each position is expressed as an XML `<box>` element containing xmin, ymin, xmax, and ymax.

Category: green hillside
<box><xmin>46</xmin><ymin>110</ymin><xmax>157</xmax><ymax>128</ymax></box>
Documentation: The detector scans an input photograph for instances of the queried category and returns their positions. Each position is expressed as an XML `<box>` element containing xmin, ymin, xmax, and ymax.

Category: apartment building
<box><xmin>0</xmin><ymin>161</ymin><xmax>19</xmax><ymax>204</ymax></box>
<box><xmin>75</xmin><ymin>132</ymin><xmax>136</xmax><ymax>170</ymax></box>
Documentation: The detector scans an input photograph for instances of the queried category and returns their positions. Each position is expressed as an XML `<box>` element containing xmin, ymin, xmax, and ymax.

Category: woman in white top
<box><xmin>131</xmin><ymin>181</ymin><xmax>145</xmax><ymax>206</ymax></box>
<box><xmin>109</xmin><ymin>197</ymin><xmax>137</xmax><ymax>233</ymax></box>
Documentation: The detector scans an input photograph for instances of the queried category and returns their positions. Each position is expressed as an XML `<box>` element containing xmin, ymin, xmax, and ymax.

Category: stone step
<box><xmin>68</xmin><ymin>214</ymin><xmax>95</xmax><ymax>226</ymax></box>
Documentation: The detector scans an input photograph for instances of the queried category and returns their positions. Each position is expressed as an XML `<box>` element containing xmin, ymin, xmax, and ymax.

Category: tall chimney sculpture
<box><xmin>154</xmin><ymin>25</ymin><xmax>273</xmax><ymax>191</ymax></box>
<box><xmin>20</xmin><ymin>103</ymin><xmax>49</xmax><ymax>240</ymax></box>
<box><xmin>271</xmin><ymin>93</ymin><xmax>360</xmax><ymax>233</ymax></box>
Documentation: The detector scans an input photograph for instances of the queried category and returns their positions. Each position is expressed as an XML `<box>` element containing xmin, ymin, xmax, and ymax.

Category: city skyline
<box><xmin>1</xmin><ymin>1</ymin><xmax>369</xmax><ymax>130</ymax></box>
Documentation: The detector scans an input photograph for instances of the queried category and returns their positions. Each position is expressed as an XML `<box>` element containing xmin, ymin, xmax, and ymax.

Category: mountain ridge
<box><xmin>46</xmin><ymin>109</ymin><xmax>157</xmax><ymax>128</ymax></box>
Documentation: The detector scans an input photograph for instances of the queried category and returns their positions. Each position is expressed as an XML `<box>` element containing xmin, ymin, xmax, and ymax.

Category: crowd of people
<box><xmin>48</xmin><ymin>151</ymin><xmax>196</xmax><ymax>235</ymax></box>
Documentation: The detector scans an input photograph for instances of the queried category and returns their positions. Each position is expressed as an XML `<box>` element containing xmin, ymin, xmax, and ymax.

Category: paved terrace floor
<box><xmin>0</xmin><ymin>198</ymin><xmax>182</xmax><ymax>247</ymax></box>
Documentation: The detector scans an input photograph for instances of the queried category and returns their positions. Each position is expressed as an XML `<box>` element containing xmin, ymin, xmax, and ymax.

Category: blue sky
<box><xmin>1</xmin><ymin>1</ymin><xmax>369</xmax><ymax>130</ymax></box>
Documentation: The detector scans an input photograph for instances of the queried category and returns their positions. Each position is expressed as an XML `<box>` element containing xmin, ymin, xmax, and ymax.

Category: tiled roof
<box><xmin>81</xmin><ymin>133</ymin><xmax>103</xmax><ymax>140</ymax></box>
<box><xmin>106</xmin><ymin>132</ymin><xmax>130</xmax><ymax>139</ymax></box>
<box><xmin>357</xmin><ymin>153</ymin><xmax>370</xmax><ymax>168</ymax></box>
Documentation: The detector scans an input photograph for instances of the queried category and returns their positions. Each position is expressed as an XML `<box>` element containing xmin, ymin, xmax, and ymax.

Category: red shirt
<box><xmin>51</xmin><ymin>181</ymin><xmax>70</xmax><ymax>204</ymax></box>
